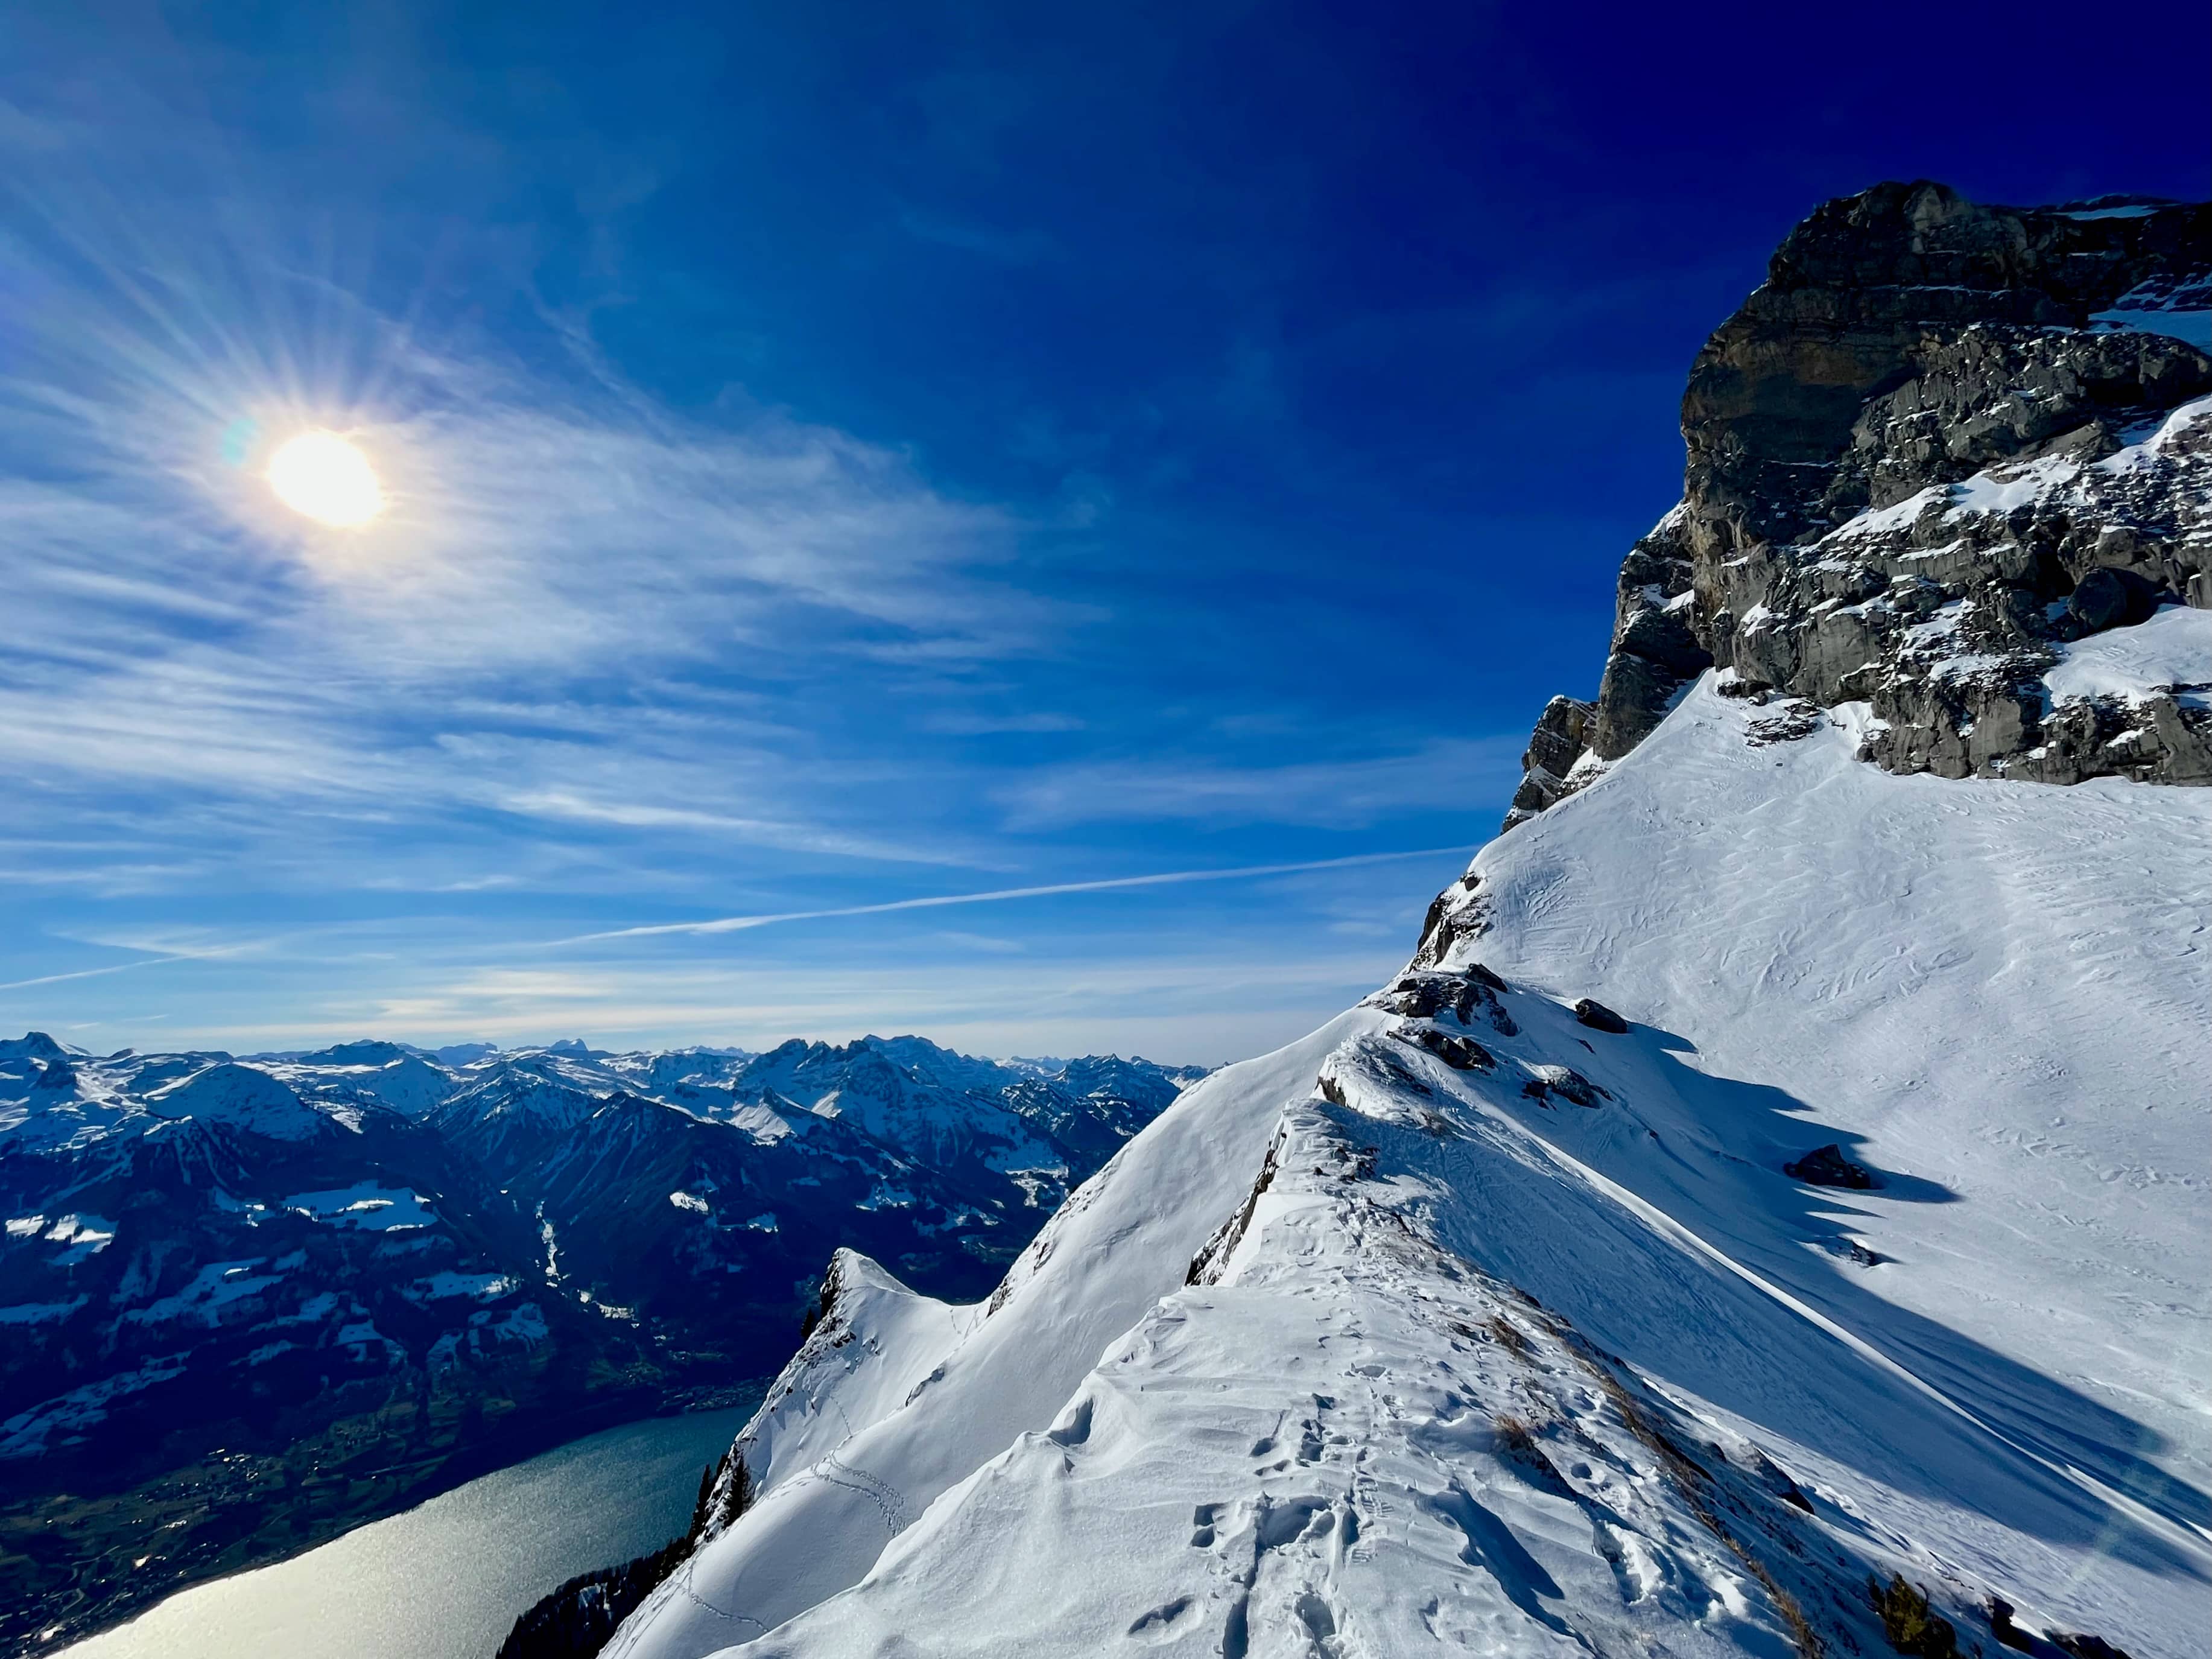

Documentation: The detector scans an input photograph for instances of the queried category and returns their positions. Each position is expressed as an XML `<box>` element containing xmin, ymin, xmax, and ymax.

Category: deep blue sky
<box><xmin>2</xmin><ymin>1</ymin><xmax>2205</xmax><ymax>1062</ymax></box>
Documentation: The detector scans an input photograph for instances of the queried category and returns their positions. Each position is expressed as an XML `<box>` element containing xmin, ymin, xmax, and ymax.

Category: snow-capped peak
<box><xmin>143</xmin><ymin>1062</ymin><xmax>329</xmax><ymax>1143</ymax></box>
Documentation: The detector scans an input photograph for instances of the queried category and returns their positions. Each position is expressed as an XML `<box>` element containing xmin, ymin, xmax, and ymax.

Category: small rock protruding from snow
<box><xmin>1519</xmin><ymin>1064</ymin><xmax>1609</xmax><ymax>1108</ymax></box>
<box><xmin>1783</xmin><ymin>1143</ymin><xmax>1877</xmax><ymax>1190</ymax></box>
<box><xmin>1369</xmin><ymin>966</ymin><xmax>1520</xmax><ymax>1037</ymax></box>
<box><xmin>1390</xmin><ymin>1024</ymin><xmax>1494</xmax><ymax>1071</ymax></box>
<box><xmin>1572</xmin><ymin>998</ymin><xmax>1629</xmax><ymax>1034</ymax></box>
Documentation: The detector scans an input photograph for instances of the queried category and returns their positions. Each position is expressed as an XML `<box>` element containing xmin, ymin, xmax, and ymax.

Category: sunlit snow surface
<box><xmin>611</xmin><ymin>679</ymin><xmax>2209</xmax><ymax>1659</ymax></box>
<box><xmin>279</xmin><ymin>1183</ymin><xmax>437</xmax><ymax>1231</ymax></box>
<box><xmin>2043</xmin><ymin>604</ymin><xmax>2211</xmax><ymax>705</ymax></box>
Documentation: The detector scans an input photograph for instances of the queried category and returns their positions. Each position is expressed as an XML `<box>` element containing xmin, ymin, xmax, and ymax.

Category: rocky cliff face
<box><xmin>1504</xmin><ymin>182</ymin><xmax>2211</xmax><ymax>830</ymax></box>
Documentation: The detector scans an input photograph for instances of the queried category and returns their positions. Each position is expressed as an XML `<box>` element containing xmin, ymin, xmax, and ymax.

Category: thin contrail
<box><xmin>0</xmin><ymin>953</ymin><xmax>205</xmax><ymax>992</ymax></box>
<box><xmin>560</xmin><ymin>846</ymin><xmax>1477</xmax><ymax>945</ymax></box>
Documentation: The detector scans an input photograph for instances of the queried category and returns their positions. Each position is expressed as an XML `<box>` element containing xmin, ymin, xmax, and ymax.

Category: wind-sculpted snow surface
<box><xmin>611</xmin><ymin>683</ymin><xmax>2208</xmax><ymax>1659</ymax></box>
<box><xmin>1427</xmin><ymin>678</ymin><xmax>2210</xmax><ymax>1513</ymax></box>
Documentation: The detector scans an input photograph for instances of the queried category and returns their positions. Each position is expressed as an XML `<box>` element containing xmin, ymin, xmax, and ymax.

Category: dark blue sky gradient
<box><xmin>176</xmin><ymin>0</ymin><xmax>2210</xmax><ymax>726</ymax></box>
<box><xmin>1</xmin><ymin>1</ymin><xmax>2204</xmax><ymax>1059</ymax></box>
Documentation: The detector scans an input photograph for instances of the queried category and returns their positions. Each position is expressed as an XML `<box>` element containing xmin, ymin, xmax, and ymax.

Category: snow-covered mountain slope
<box><xmin>1421</xmin><ymin>677</ymin><xmax>2209</xmax><ymax>1506</ymax></box>
<box><xmin>142</xmin><ymin>1061</ymin><xmax>334</xmax><ymax>1140</ymax></box>
<box><xmin>607</xmin><ymin>1015</ymin><xmax>1351</xmax><ymax>1659</ymax></box>
<box><xmin>428</xmin><ymin>1059</ymin><xmax>607</xmax><ymax>1176</ymax></box>
<box><xmin>609</xmin><ymin>665</ymin><xmax>2207</xmax><ymax>1659</ymax></box>
<box><xmin>1</xmin><ymin>1035</ymin><xmax>1202</xmax><ymax>1461</ymax></box>
<box><xmin>717</xmin><ymin>1038</ymin><xmax>1206</xmax><ymax>1204</ymax></box>
<box><xmin>253</xmin><ymin>1041</ymin><xmax>463</xmax><ymax>1117</ymax></box>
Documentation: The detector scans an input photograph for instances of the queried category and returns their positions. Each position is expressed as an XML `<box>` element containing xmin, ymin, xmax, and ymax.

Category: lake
<box><xmin>52</xmin><ymin>1405</ymin><xmax>755</xmax><ymax>1659</ymax></box>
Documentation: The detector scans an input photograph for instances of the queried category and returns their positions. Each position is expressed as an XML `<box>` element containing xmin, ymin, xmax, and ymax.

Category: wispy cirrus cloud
<box><xmin>897</xmin><ymin>210</ymin><xmax>1060</xmax><ymax>265</ymax></box>
<box><xmin>0</xmin><ymin>33</ymin><xmax>1521</xmax><ymax>1060</ymax></box>
<box><xmin>496</xmin><ymin>790</ymin><xmax>970</xmax><ymax>867</ymax></box>
<box><xmin>0</xmin><ymin>75</ymin><xmax>1077</xmax><ymax>902</ymax></box>
<box><xmin>993</xmin><ymin>740</ymin><xmax>1526</xmax><ymax>830</ymax></box>
<box><xmin>0</xmin><ymin>252</ymin><xmax>1053</xmax><ymax>890</ymax></box>
<box><xmin>0</xmin><ymin>928</ymin><xmax>273</xmax><ymax>992</ymax></box>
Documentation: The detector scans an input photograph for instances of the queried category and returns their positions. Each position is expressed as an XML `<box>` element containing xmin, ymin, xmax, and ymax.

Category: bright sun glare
<box><xmin>267</xmin><ymin>430</ymin><xmax>386</xmax><ymax>527</ymax></box>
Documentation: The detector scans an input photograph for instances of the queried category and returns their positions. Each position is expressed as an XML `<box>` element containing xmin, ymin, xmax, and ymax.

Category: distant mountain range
<box><xmin>0</xmin><ymin>1031</ymin><xmax>1203</xmax><ymax>1649</ymax></box>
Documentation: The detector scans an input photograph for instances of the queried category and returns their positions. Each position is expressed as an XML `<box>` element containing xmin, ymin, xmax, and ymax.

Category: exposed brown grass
<box><xmin>1493</xmin><ymin>1412</ymin><xmax>1538</xmax><ymax>1454</ymax></box>
<box><xmin>1871</xmin><ymin>1575</ymin><xmax>1957</xmax><ymax>1659</ymax></box>
<box><xmin>1591</xmin><ymin>1371</ymin><xmax>1824</xmax><ymax>1659</ymax></box>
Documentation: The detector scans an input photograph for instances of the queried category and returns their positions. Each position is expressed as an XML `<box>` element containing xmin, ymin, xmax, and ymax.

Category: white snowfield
<box><xmin>612</xmin><ymin>665</ymin><xmax>2210</xmax><ymax>1659</ymax></box>
<box><xmin>2042</xmin><ymin>604</ymin><xmax>2211</xmax><ymax>706</ymax></box>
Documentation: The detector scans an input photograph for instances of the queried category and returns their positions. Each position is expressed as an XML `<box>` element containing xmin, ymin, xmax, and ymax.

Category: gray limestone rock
<box><xmin>1496</xmin><ymin>180</ymin><xmax>2210</xmax><ymax>834</ymax></box>
<box><xmin>1592</xmin><ymin>519</ymin><xmax>1712</xmax><ymax>763</ymax></box>
<box><xmin>1501</xmin><ymin>696</ymin><xmax>1594</xmax><ymax>830</ymax></box>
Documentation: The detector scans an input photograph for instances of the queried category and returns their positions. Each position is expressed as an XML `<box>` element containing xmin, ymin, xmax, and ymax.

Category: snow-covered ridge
<box><xmin>608</xmin><ymin>1017</ymin><xmax>1354</xmax><ymax>1658</ymax></box>
<box><xmin>612</xmin><ymin>679</ymin><xmax>2208</xmax><ymax>1659</ymax></box>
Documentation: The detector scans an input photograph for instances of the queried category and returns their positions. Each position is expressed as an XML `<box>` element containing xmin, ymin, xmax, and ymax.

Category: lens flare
<box><xmin>267</xmin><ymin>431</ymin><xmax>385</xmax><ymax>527</ymax></box>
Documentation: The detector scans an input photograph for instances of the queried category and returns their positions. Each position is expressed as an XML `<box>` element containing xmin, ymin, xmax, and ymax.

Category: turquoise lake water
<box><xmin>51</xmin><ymin>1406</ymin><xmax>752</xmax><ymax>1659</ymax></box>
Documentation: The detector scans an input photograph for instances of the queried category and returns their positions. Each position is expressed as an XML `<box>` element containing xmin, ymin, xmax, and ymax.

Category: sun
<box><xmin>267</xmin><ymin>430</ymin><xmax>386</xmax><ymax>527</ymax></box>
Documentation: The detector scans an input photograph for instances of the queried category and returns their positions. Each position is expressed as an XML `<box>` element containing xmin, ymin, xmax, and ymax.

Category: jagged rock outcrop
<box><xmin>1500</xmin><ymin>694</ymin><xmax>1596</xmax><ymax>829</ymax></box>
<box><xmin>1506</xmin><ymin>181</ymin><xmax>2212</xmax><ymax>827</ymax></box>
